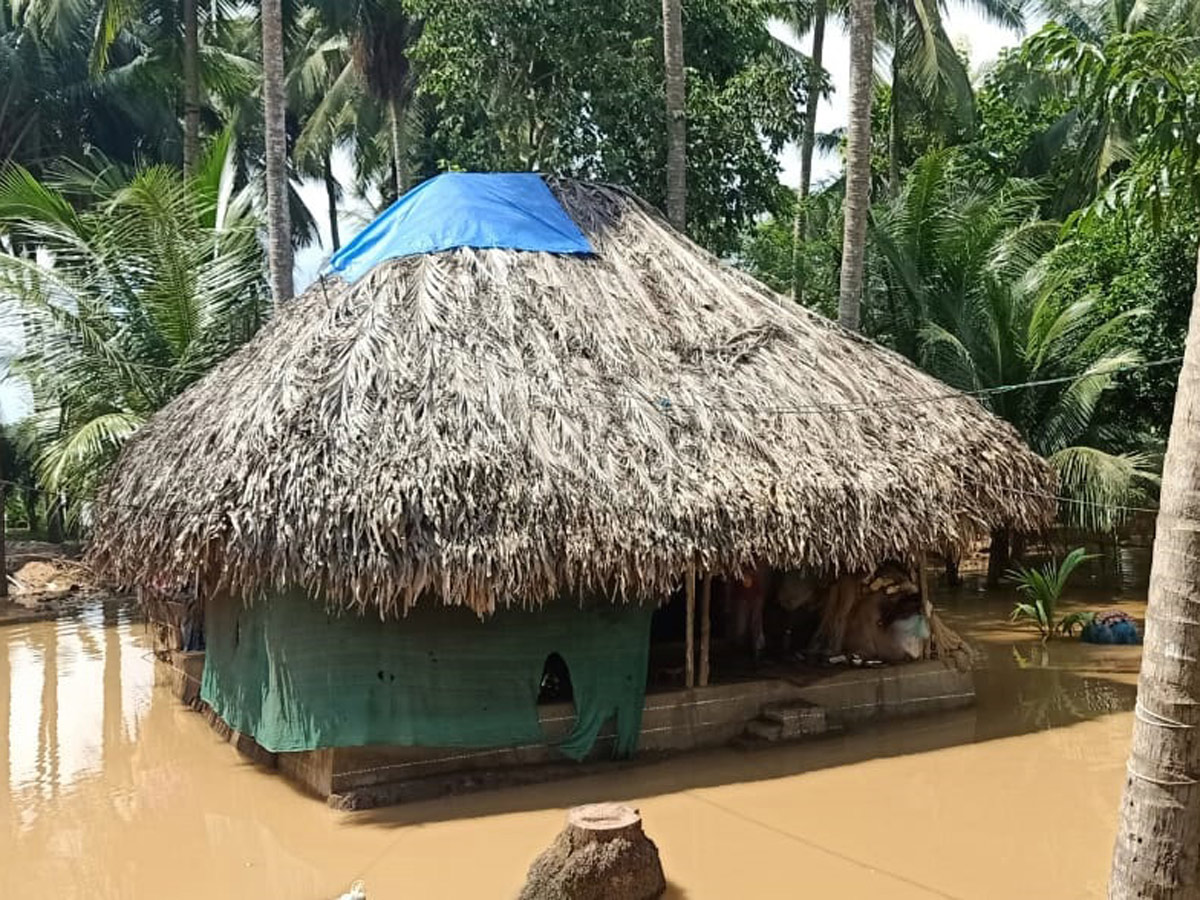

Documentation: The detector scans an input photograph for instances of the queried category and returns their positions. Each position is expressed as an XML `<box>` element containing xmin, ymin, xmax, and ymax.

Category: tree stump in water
<box><xmin>518</xmin><ymin>803</ymin><xmax>666</xmax><ymax>900</ymax></box>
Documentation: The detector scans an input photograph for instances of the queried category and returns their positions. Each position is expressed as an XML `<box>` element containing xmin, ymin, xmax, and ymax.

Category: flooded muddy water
<box><xmin>1</xmin><ymin>560</ymin><xmax>1147</xmax><ymax>899</ymax></box>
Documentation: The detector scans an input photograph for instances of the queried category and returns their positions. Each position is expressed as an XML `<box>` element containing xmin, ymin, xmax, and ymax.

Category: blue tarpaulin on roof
<box><xmin>327</xmin><ymin>172</ymin><xmax>594</xmax><ymax>283</ymax></box>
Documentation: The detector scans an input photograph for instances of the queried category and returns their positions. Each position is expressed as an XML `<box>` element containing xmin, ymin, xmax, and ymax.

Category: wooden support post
<box><xmin>699</xmin><ymin>573</ymin><xmax>712</xmax><ymax>687</ymax></box>
<box><xmin>685</xmin><ymin>563</ymin><xmax>696</xmax><ymax>688</ymax></box>
<box><xmin>917</xmin><ymin>553</ymin><xmax>932</xmax><ymax>658</ymax></box>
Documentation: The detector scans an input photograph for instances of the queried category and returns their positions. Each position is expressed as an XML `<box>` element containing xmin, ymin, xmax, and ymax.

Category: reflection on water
<box><xmin>0</xmin><ymin>560</ymin><xmax>1148</xmax><ymax>899</ymax></box>
<box><xmin>3</xmin><ymin>606</ymin><xmax>153</xmax><ymax>826</ymax></box>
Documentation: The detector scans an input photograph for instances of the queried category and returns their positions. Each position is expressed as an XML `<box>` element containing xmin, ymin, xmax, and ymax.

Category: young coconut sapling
<box><xmin>1006</xmin><ymin>547</ymin><xmax>1094</xmax><ymax>639</ymax></box>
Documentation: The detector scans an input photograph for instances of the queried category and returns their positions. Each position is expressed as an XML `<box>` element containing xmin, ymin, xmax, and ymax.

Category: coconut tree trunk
<box><xmin>182</xmin><ymin>0</ymin><xmax>200</xmax><ymax>175</ymax></box>
<box><xmin>323</xmin><ymin>151</ymin><xmax>340</xmax><ymax>252</ymax></box>
<box><xmin>986</xmin><ymin>527</ymin><xmax>1010</xmax><ymax>588</ymax></box>
<box><xmin>47</xmin><ymin>493</ymin><xmax>63</xmax><ymax>544</ymax></box>
<box><xmin>23</xmin><ymin>487</ymin><xmax>38</xmax><ymax>535</ymax></box>
<box><xmin>1110</xmin><ymin>249</ymin><xmax>1200</xmax><ymax>896</ymax></box>
<box><xmin>389</xmin><ymin>95</ymin><xmax>408</xmax><ymax>198</ymax></box>
<box><xmin>944</xmin><ymin>548</ymin><xmax>962</xmax><ymax>587</ymax></box>
<box><xmin>837</xmin><ymin>0</ymin><xmax>874</xmax><ymax>332</ymax></box>
<box><xmin>661</xmin><ymin>0</ymin><xmax>687</xmax><ymax>231</ymax></box>
<box><xmin>261</xmin><ymin>0</ymin><xmax>293</xmax><ymax>305</ymax></box>
<box><xmin>792</xmin><ymin>0</ymin><xmax>826</xmax><ymax>304</ymax></box>
<box><xmin>888</xmin><ymin>1</ymin><xmax>902</xmax><ymax>196</ymax></box>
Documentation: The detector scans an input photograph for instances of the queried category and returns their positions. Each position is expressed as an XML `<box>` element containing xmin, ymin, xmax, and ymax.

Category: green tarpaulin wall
<box><xmin>200</xmin><ymin>594</ymin><xmax>655</xmax><ymax>759</ymax></box>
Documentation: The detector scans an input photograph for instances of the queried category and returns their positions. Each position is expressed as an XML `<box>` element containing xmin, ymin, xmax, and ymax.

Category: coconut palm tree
<box><xmin>774</xmin><ymin>0</ymin><xmax>846</xmax><ymax>302</ymax></box>
<box><xmin>89</xmin><ymin>0</ymin><xmax>205</xmax><ymax>171</ymax></box>
<box><xmin>0</xmin><ymin>0</ymin><xmax>195</xmax><ymax>174</ymax></box>
<box><xmin>260</xmin><ymin>0</ymin><xmax>292</xmax><ymax>303</ymax></box>
<box><xmin>85</xmin><ymin>0</ymin><xmax>258</xmax><ymax>176</ymax></box>
<box><xmin>982</xmin><ymin>2</ymin><xmax>1200</xmax><ymax>224</ymax></box>
<box><xmin>300</xmin><ymin>0</ymin><xmax>421</xmax><ymax>201</ymax></box>
<box><xmin>182</xmin><ymin>0</ymin><xmax>199</xmax><ymax>172</ymax></box>
<box><xmin>871</xmin><ymin>150</ymin><xmax>1155</xmax><ymax>578</ymax></box>
<box><xmin>1110</xmin><ymin>245</ymin><xmax>1200</xmax><ymax>895</ymax></box>
<box><xmin>287</xmin><ymin>6</ymin><xmax>350</xmax><ymax>250</ymax></box>
<box><xmin>838</xmin><ymin>0</ymin><xmax>874</xmax><ymax>330</ymax></box>
<box><xmin>795</xmin><ymin>0</ymin><xmax>825</xmax><ymax>300</ymax></box>
<box><xmin>780</xmin><ymin>0</ymin><xmax>1021</xmax><ymax>305</ymax></box>
<box><xmin>0</xmin><ymin>130</ymin><xmax>266</xmax><ymax>508</ymax></box>
<box><xmin>662</xmin><ymin>0</ymin><xmax>687</xmax><ymax>230</ymax></box>
<box><xmin>882</xmin><ymin>0</ymin><xmax>1024</xmax><ymax>195</ymax></box>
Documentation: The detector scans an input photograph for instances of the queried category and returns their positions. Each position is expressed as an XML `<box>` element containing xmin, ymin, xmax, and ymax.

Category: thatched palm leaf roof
<box><xmin>88</xmin><ymin>179</ymin><xmax>1053</xmax><ymax>614</ymax></box>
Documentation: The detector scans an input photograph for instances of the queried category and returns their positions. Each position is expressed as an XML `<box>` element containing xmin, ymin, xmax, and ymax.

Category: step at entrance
<box><xmin>761</xmin><ymin>700</ymin><xmax>829</xmax><ymax>737</ymax></box>
<box><xmin>741</xmin><ymin>701</ymin><xmax>836</xmax><ymax>745</ymax></box>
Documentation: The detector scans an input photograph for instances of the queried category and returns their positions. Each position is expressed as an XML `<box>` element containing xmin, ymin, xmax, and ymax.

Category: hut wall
<box><xmin>199</xmin><ymin>594</ymin><xmax>655</xmax><ymax>759</ymax></box>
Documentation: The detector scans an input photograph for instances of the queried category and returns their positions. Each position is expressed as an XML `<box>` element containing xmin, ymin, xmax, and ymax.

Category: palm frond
<box><xmin>1049</xmin><ymin>445</ymin><xmax>1158</xmax><ymax>532</ymax></box>
<box><xmin>0</xmin><ymin>159</ymin><xmax>266</xmax><ymax>500</ymax></box>
<box><xmin>1033</xmin><ymin>350</ymin><xmax>1139</xmax><ymax>451</ymax></box>
<box><xmin>88</xmin><ymin>0</ymin><xmax>138</xmax><ymax>76</ymax></box>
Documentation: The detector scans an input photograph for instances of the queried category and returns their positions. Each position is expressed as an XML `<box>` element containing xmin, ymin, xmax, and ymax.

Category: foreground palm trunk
<box><xmin>837</xmin><ymin>0</ymin><xmax>874</xmax><ymax>332</ymax></box>
<box><xmin>661</xmin><ymin>0</ymin><xmax>687</xmax><ymax>231</ymax></box>
<box><xmin>261</xmin><ymin>0</ymin><xmax>293</xmax><ymax>305</ymax></box>
<box><xmin>1110</xmin><ymin>249</ymin><xmax>1200</xmax><ymax>896</ymax></box>
<box><xmin>792</xmin><ymin>0</ymin><xmax>827</xmax><ymax>304</ymax></box>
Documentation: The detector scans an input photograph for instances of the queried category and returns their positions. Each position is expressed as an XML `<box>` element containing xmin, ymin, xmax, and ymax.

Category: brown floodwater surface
<box><xmin>1</xmin><ymin>561</ymin><xmax>1148</xmax><ymax>899</ymax></box>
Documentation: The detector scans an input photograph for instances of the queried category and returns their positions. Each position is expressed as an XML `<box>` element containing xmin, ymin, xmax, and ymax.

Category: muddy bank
<box><xmin>0</xmin><ymin>541</ymin><xmax>132</xmax><ymax>626</ymax></box>
<box><xmin>0</xmin><ymin>591</ymin><xmax>135</xmax><ymax>626</ymax></box>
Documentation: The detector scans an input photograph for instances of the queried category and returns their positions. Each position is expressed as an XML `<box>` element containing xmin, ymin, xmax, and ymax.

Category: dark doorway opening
<box><xmin>537</xmin><ymin>652</ymin><xmax>574</xmax><ymax>704</ymax></box>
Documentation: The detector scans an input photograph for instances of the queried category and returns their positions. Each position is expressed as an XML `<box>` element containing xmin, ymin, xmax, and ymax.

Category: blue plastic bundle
<box><xmin>1081</xmin><ymin>610</ymin><xmax>1142</xmax><ymax>645</ymax></box>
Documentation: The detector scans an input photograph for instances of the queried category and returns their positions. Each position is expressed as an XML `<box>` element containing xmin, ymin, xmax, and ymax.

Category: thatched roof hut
<box><xmin>88</xmin><ymin>175</ymin><xmax>1053</xmax><ymax>616</ymax></box>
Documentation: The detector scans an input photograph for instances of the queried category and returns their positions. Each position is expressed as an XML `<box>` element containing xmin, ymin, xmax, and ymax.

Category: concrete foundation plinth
<box><xmin>155</xmin><ymin>655</ymin><xmax>975</xmax><ymax>809</ymax></box>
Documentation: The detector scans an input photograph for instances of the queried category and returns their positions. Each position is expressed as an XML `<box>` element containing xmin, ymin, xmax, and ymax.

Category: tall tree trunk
<box><xmin>389</xmin><ymin>95</ymin><xmax>408</xmax><ymax>197</ymax></box>
<box><xmin>1110</xmin><ymin>248</ymin><xmax>1200</xmax><ymax>896</ymax></box>
<box><xmin>944</xmin><ymin>557</ymin><xmax>962</xmax><ymax>587</ymax></box>
<box><xmin>661</xmin><ymin>0</ymin><xmax>687</xmax><ymax>231</ymax></box>
<box><xmin>888</xmin><ymin>2</ymin><xmax>902</xmax><ymax>196</ymax></box>
<box><xmin>47</xmin><ymin>493</ymin><xmax>63</xmax><ymax>544</ymax></box>
<box><xmin>182</xmin><ymin>0</ymin><xmax>200</xmax><ymax>175</ymax></box>
<box><xmin>944</xmin><ymin>547</ymin><xmax>962</xmax><ymax>587</ymax></box>
<box><xmin>792</xmin><ymin>0</ymin><xmax>826</xmax><ymax>304</ymax></box>
<box><xmin>323</xmin><ymin>151</ymin><xmax>340</xmax><ymax>252</ymax></box>
<box><xmin>261</xmin><ymin>0</ymin><xmax>293</xmax><ymax>305</ymax></box>
<box><xmin>837</xmin><ymin>0</ymin><xmax>875</xmax><ymax>332</ymax></box>
<box><xmin>23</xmin><ymin>487</ymin><xmax>38</xmax><ymax>535</ymax></box>
<box><xmin>986</xmin><ymin>526</ymin><xmax>1010</xmax><ymax>588</ymax></box>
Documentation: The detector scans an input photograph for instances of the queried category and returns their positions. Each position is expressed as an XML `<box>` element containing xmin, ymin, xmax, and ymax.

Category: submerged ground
<box><xmin>0</xmin><ymin>555</ymin><xmax>1147</xmax><ymax>899</ymax></box>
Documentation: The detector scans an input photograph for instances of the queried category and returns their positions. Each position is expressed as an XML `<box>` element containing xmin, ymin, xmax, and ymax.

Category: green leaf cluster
<box><xmin>407</xmin><ymin>0</ymin><xmax>809</xmax><ymax>253</ymax></box>
<box><xmin>0</xmin><ymin>130</ymin><xmax>266</xmax><ymax>508</ymax></box>
<box><xmin>1007</xmin><ymin>547</ymin><xmax>1094</xmax><ymax>638</ymax></box>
